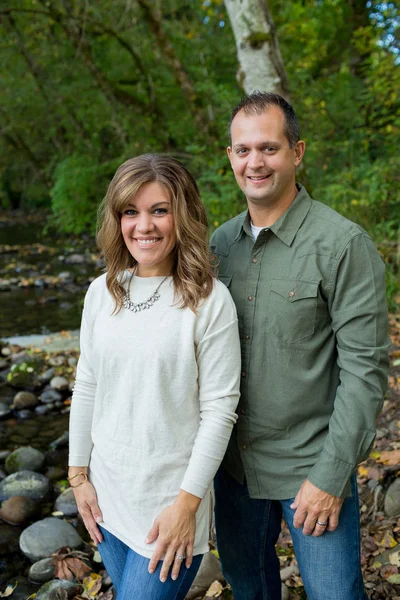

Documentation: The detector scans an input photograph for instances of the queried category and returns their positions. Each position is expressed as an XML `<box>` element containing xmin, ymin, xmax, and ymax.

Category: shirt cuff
<box><xmin>307</xmin><ymin>450</ymin><xmax>355</xmax><ymax>498</ymax></box>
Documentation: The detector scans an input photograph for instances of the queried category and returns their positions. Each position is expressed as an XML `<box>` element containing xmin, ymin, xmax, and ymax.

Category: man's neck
<box><xmin>248</xmin><ymin>187</ymin><xmax>298</xmax><ymax>228</ymax></box>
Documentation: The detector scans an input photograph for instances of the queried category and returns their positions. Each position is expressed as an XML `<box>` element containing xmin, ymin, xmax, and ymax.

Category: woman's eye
<box><xmin>123</xmin><ymin>209</ymin><xmax>137</xmax><ymax>216</ymax></box>
<box><xmin>154</xmin><ymin>208</ymin><xmax>168</xmax><ymax>215</ymax></box>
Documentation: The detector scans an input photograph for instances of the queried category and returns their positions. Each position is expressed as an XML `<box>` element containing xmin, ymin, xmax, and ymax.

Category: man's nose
<box><xmin>247</xmin><ymin>151</ymin><xmax>264</xmax><ymax>169</ymax></box>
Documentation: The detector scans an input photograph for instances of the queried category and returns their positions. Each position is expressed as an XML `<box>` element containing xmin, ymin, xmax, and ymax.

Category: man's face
<box><xmin>227</xmin><ymin>106</ymin><xmax>304</xmax><ymax>209</ymax></box>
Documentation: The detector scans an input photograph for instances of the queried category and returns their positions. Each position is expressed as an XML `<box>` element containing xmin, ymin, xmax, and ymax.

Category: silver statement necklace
<box><xmin>123</xmin><ymin>270</ymin><xmax>169</xmax><ymax>313</ymax></box>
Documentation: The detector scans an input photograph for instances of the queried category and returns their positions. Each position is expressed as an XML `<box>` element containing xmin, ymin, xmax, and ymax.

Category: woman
<box><xmin>68</xmin><ymin>154</ymin><xmax>241</xmax><ymax>600</ymax></box>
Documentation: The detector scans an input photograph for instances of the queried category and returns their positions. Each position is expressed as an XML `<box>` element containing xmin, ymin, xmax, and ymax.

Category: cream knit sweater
<box><xmin>69</xmin><ymin>273</ymin><xmax>241</xmax><ymax>557</ymax></box>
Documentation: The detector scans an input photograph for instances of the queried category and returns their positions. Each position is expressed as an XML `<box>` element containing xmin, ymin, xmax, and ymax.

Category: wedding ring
<box><xmin>176</xmin><ymin>554</ymin><xmax>185</xmax><ymax>560</ymax></box>
<box><xmin>317</xmin><ymin>520</ymin><xmax>328</xmax><ymax>527</ymax></box>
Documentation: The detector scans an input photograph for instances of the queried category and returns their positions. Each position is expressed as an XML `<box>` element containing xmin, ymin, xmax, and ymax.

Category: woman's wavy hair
<box><xmin>97</xmin><ymin>154</ymin><xmax>215</xmax><ymax>313</ymax></box>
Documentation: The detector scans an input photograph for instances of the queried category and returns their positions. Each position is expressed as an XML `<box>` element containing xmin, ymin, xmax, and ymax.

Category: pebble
<box><xmin>384</xmin><ymin>479</ymin><xmax>400</xmax><ymax>517</ymax></box>
<box><xmin>0</xmin><ymin>470</ymin><xmax>50</xmax><ymax>501</ymax></box>
<box><xmin>0</xmin><ymin>403</ymin><xmax>11</xmax><ymax>419</ymax></box>
<box><xmin>39</xmin><ymin>368</ymin><xmax>55</xmax><ymax>383</ymax></box>
<box><xmin>58</xmin><ymin>271</ymin><xmax>74</xmax><ymax>282</ymax></box>
<box><xmin>13</xmin><ymin>391</ymin><xmax>38</xmax><ymax>409</ymax></box>
<box><xmin>35</xmin><ymin>404</ymin><xmax>53</xmax><ymax>415</ymax></box>
<box><xmin>54</xmin><ymin>487</ymin><xmax>77</xmax><ymax>516</ymax></box>
<box><xmin>20</xmin><ymin>517</ymin><xmax>82</xmax><ymax>562</ymax></box>
<box><xmin>49</xmin><ymin>431</ymin><xmax>69</xmax><ymax>449</ymax></box>
<box><xmin>40</xmin><ymin>389</ymin><xmax>62</xmax><ymax>403</ymax></box>
<box><xmin>16</xmin><ymin>409</ymin><xmax>34</xmax><ymax>420</ymax></box>
<box><xmin>5</xmin><ymin>446</ymin><xmax>45</xmax><ymax>474</ymax></box>
<box><xmin>36</xmin><ymin>579</ymin><xmax>82</xmax><ymax>600</ymax></box>
<box><xmin>50</xmin><ymin>376</ymin><xmax>69</xmax><ymax>391</ymax></box>
<box><xmin>65</xmin><ymin>253</ymin><xmax>86</xmax><ymax>264</ymax></box>
<box><xmin>28</xmin><ymin>558</ymin><xmax>56</xmax><ymax>583</ymax></box>
<box><xmin>186</xmin><ymin>551</ymin><xmax>223</xmax><ymax>600</ymax></box>
<box><xmin>0</xmin><ymin>450</ymin><xmax>10</xmax><ymax>462</ymax></box>
<box><xmin>68</xmin><ymin>357</ymin><xmax>77</xmax><ymax>367</ymax></box>
<box><xmin>0</xmin><ymin>495</ymin><xmax>37</xmax><ymax>525</ymax></box>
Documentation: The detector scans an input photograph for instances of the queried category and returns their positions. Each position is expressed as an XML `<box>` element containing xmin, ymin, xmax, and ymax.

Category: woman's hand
<box><xmin>69</xmin><ymin>468</ymin><xmax>103</xmax><ymax>545</ymax></box>
<box><xmin>146</xmin><ymin>490</ymin><xmax>201</xmax><ymax>582</ymax></box>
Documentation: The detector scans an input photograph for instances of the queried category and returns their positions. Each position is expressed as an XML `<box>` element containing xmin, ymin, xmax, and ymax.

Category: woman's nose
<box><xmin>136</xmin><ymin>213</ymin><xmax>154</xmax><ymax>232</ymax></box>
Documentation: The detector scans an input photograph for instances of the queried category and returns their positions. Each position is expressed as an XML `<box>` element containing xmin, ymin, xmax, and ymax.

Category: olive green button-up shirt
<box><xmin>210</xmin><ymin>185</ymin><xmax>390</xmax><ymax>500</ymax></box>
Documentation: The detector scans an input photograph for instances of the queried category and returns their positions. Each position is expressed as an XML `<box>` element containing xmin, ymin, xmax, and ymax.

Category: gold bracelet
<box><xmin>68</xmin><ymin>472</ymin><xmax>88</xmax><ymax>488</ymax></box>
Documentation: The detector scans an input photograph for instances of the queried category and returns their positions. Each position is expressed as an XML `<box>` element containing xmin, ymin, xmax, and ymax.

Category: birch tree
<box><xmin>224</xmin><ymin>0</ymin><xmax>290</xmax><ymax>99</ymax></box>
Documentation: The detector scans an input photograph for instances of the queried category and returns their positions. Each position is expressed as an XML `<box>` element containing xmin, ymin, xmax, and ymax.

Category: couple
<box><xmin>69</xmin><ymin>92</ymin><xmax>389</xmax><ymax>600</ymax></box>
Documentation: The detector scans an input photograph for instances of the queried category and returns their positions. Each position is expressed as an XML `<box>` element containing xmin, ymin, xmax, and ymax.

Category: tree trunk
<box><xmin>224</xmin><ymin>0</ymin><xmax>290</xmax><ymax>99</ymax></box>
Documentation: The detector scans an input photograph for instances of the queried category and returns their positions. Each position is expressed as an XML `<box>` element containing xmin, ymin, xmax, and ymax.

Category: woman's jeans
<box><xmin>98</xmin><ymin>527</ymin><xmax>203</xmax><ymax>600</ymax></box>
<box><xmin>214</xmin><ymin>467</ymin><xmax>368</xmax><ymax>600</ymax></box>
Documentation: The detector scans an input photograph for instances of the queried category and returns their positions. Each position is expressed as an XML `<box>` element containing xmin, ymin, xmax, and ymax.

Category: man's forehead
<box><xmin>230</xmin><ymin>108</ymin><xmax>286</xmax><ymax>142</ymax></box>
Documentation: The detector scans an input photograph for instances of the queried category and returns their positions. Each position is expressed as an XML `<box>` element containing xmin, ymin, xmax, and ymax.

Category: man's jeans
<box><xmin>97</xmin><ymin>526</ymin><xmax>203</xmax><ymax>600</ymax></box>
<box><xmin>214</xmin><ymin>467</ymin><xmax>368</xmax><ymax>600</ymax></box>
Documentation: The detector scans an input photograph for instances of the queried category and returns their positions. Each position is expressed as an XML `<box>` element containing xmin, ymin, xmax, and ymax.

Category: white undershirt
<box><xmin>250</xmin><ymin>222</ymin><xmax>269</xmax><ymax>240</ymax></box>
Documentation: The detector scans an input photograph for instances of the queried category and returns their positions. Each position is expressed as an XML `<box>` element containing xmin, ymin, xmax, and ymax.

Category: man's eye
<box><xmin>264</xmin><ymin>147</ymin><xmax>276</xmax><ymax>153</ymax></box>
<box><xmin>237</xmin><ymin>149</ymin><xmax>248</xmax><ymax>155</ymax></box>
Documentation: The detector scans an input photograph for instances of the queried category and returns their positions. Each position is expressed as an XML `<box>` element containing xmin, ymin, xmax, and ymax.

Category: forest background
<box><xmin>0</xmin><ymin>0</ymin><xmax>399</xmax><ymax>308</ymax></box>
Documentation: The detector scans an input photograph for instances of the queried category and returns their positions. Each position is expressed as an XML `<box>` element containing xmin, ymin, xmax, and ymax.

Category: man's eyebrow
<box><xmin>233</xmin><ymin>141</ymin><xmax>281</xmax><ymax>149</ymax></box>
<box><xmin>125</xmin><ymin>201</ymin><xmax>171</xmax><ymax>208</ymax></box>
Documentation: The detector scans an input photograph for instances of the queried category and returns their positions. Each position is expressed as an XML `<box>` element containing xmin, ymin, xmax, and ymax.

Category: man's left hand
<box><xmin>290</xmin><ymin>479</ymin><xmax>344</xmax><ymax>537</ymax></box>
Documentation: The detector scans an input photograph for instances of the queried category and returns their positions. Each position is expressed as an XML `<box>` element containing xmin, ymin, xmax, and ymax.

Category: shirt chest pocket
<box><xmin>267</xmin><ymin>279</ymin><xmax>319</xmax><ymax>344</ymax></box>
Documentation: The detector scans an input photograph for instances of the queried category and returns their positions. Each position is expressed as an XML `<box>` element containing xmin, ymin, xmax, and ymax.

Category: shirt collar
<box><xmin>234</xmin><ymin>184</ymin><xmax>312</xmax><ymax>246</ymax></box>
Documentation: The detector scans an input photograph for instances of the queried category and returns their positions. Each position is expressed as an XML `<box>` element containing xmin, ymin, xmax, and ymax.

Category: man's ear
<box><xmin>227</xmin><ymin>146</ymin><xmax>233</xmax><ymax>167</ymax></box>
<box><xmin>294</xmin><ymin>141</ymin><xmax>306</xmax><ymax>166</ymax></box>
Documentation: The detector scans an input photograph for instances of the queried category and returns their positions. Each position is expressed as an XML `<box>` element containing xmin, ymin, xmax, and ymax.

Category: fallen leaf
<box><xmin>390</xmin><ymin>550</ymin><xmax>400</xmax><ymax>567</ymax></box>
<box><xmin>376</xmin><ymin>450</ymin><xmax>400</xmax><ymax>466</ymax></box>
<box><xmin>97</xmin><ymin>591</ymin><xmax>113</xmax><ymax>600</ymax></box>
<box><xmin>0</xmin><ymin>582</ymin><xmax>18</xmax><ymax>597</ymax></box>
<box><xmin>82</xmin><ymin>573</ymin><xmax>102</xmax><ymax>598</ymax></box>
<box><xmin>205</xmin><ymin>580</ymin><xmax>224</xmax><ymax>598</ymax></box>
<box><xmin>388</xmin><ymin>574</ymin><xmax>400</xmax><ymax>584</ymax></box>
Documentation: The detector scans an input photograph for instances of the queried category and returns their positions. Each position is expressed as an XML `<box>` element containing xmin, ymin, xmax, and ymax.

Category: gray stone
<box><xmin>17</xmin><ymin>409</ymin><xmax>34</xmax><ymax>419</ymax></box>
<box><xmin>35</xmin><ymin>404</ymin><xmax>53</xmax><ymax>415</ymax></box>
<box><xmin>13</xmin><ymin>391</ymin><xmax>38</xmax><ymax>409</ymax></box>
<box><xmin>48</xmin><ymin>356</ymin><xmax>65</xmax><ymax>367</ymax></box>
<box><xmin>0</xmin><ymin>470</ymin><xmax>50</xmax><ymax>501</ymax></box>
<box><xmin>5</xmin><ymin>446</ymin><xmax>45</xmax><ymax>474</ymax></box>
<box><xmin>29</xmin><ymin>558</ymin><xmax>56</xmax><ymax>584</ymax></box>
<box><xmin>50</xmin><ymin>376</ymin><xmax>69</xmax><ymax>391</ymax></box>
<box><xmin>68</xmin><ymin>357</ymin><xmax>77</xmax><ymax>367</ymax></box>
<box><xmin>45</xmin><ymin>466</ymin><xmax>66</xmax><ymax>480</ymax></box>
<box><xmin>282</xmin><ymin>583</ymin><xmax>290</xmax><ymax>600</ymax></box>
<box><xmin>41</xmin><ymin>389</ymin><xmax>63</xmax><ymax>403</ymax></box>
<box><xmin>55</xmin><ymin>487</ymin><xmax>78</xmax><ymax>516</ymax></box>
<box><xmin>0</xmin><ymin>495</ymin><xmax>37</xmax><ymax>524</ymax></box>
<box><xmin>280</xmin><ymin>564</ymin><xmax>299</xmax><ymax>581</ymax></box>
<box><xmin>385</xmin><ymin>479</ymin><xmax>400</xmax><ymax>517</ymax></box>
<box><xmin>49</xmin><ymin>431</ymin><xmax>69</xmax><ymax>449</ymax></box>
<box><xmin>0</xmin><ymin>450</ymin><xmax>10</xmax><ymax>463</ymax></box>
<box><xmin>36</xmin><ymin>579</ymin><xmax>81</xmax><ymax>599</ymax></box>
<box><xmin>58</xmin><ymin>271</ymin><xmax>74</xmax><ymax>282</ymax></box>
<box><xmin>65</xmin><ymin>253</ymin><xmax>86</xmax><ymax>265</ymax></box>
<box><xmin>186</xmin><ymin>552</ymin><xmax>223</xmax><ymax>599</ymax></box>
<box><xmin>39</xmin><ymin>368</ymin><xmax>55</xmax><ymax>383</ymax></box>
<box><xmin>20</xmin><ymin>517</ymin><xmax>82</xmax><ymax>562</ymax></box>
<box><xmin>0</xmin><ymin>402</ymin><xmax>11</xmax><ymax>419</ymax></box>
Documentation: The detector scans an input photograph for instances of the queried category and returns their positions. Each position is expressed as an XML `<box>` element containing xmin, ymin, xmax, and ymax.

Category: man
<box><xmin>211</xmin><ymin>91</ymin><xmax>390</xmax><ymax>600</ymax></box>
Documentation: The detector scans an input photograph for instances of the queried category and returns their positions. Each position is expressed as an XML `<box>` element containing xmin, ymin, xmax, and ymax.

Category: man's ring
<box><xmin>176</xmin><ymin>554</ymin><xmax>185</xmax><ymax>560</ymax></box>
<box><xmin>317</xmin><ymin>520</ymin><xmax>328</xmax><ymax>527</ymax></box>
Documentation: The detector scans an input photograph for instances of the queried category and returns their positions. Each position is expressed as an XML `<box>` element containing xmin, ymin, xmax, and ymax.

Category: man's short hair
<box><xmin>228</xmin><ymin>91</ymin><xmax>300</xmax><ymax>148</ymax></box>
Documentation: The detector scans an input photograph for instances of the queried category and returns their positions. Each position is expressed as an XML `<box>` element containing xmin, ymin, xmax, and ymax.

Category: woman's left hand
<box><xmin>146</xmin><ymin>490</ymin><xmax>200</xmax><ymax>582</ymax></box>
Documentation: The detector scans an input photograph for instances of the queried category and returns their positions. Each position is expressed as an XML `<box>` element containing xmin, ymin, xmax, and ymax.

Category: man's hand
<box><xmin>290</xmin><ymin>479</ymin><xmax>344</xmax><ymax>537</ymax></box>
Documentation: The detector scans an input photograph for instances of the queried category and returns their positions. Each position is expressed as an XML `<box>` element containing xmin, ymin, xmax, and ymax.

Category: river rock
<box><xmin>48</xmin><ymin>357</ymin><xmax>65</xmax><ymax>367</ymax></box>
<box><xmin>50</xmin><ymin>431</ymin><xmax>69</xmax><ymax>449</ymax></box>
<box><xmin>384</xmin><ymin>479</ymin><xmax>400</xmax><ymax>517</ymax></box>
<box><xmin>0</xmin><ymin>403</ymin><xmax>11</xmax><ymax>419</ymax></box>
<box><xmin>50</xmin><ymin>376</ymin><xmax>69</xmax><ymax>391</ymax></box>
<box><xmin>17</xmin><ymin>408</ymin><xmax>34</xmax><ymax>420</ymax></box>
<box><xmin>58</xmin><ymin>271</ymin><xmax>74</xmax><ymax>282</ymax></box>
<box><xmin>20</xmin><ymin>517</ymin><xmax>82</xmax><ymax>562</ymax></box>
<box><xmin>65</xmin><ymin>253</ymin><xmax>86</xmax><ymax>265</ymax></box>
<box><xmin>0</xmin><ymin>523</ymin><xmax>21</xmax><ymax>556</ymax></box>
<box><xmin>35</xmin><ymin>579</ymin><xmax>81</xmax><ymax>600</ymax></box>
<box><xmin>45</xmin><ymin>466</ymin><xmax>66</xmax><ymax>480</ymax></box>
<box><xmin>5</xmin><ymin>446</ymin><xmax>45</xmax><ymax>474</ymax></box>
<box><xmin>13</xmin><ymin>391</ymin><xmax>38</xmax><ymax>409</ymax></box>
<box><xmin>0</xmin><ymin>451</ymin><xmax>10</xmax><ymax>463</ymax></box>
<box><xmin>186</xmin><ymin>552</ymin><xmax>223</xmax><ymax>600</ymax></box>
<box><xmin>41</xmin><ymin>389</ymin><xmax>63</xmax><ymax>403</ymax></box>
<box><xmin>35</xmin><ymin>404</ymin><xmax>53</xmax><ymax>415</ymax></box>
<box><xmin>0</xmin><ymin>495</ymin><xmax>37</xmax><ymax>524</ymax></box>
<box><xmin>29</xmin><ymin>558</ymin><xmax>56</xmax><ymax>583</ymax></box>
<box><xmin>54</xmin><ymin>487</ymin><xmax>77</xmax><ymax>516</ymax></box>
<box><xmin>0</xmin><ymin>470</ymin><xmax>50</xmax><ymax>501</ymax></box>
<box><xmin>39</xmin><ymin>368</ymin><xmax>55</xmax><ymax>383</ymax></box>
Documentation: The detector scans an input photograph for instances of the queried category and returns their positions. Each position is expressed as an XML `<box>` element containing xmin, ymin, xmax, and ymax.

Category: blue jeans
<box><xmin>214</xmin><ymin>467</ymin><xmax>368</xmax><ymax>600</ymax></box>
<box><xmin>97</xmin><ymin>527</ymin><xmax>203</xmax><ymax>600</ymax></box>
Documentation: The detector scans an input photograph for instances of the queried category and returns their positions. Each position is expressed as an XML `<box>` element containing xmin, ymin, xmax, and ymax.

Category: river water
<box><xmin>0</xmin><ymin>216</ymin><xmax>101</xmax><ymax>338</ymax></box>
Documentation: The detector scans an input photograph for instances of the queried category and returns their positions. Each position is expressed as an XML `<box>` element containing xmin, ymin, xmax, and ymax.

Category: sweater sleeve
<box><xmin>68</xmin><ymin>285</ymin><xmax>98</xmax><ymax>466</ymax></box>
<box><xmin>180</xmin><ymin>281</ymin><xmax>241</xmax><ymax>498</ymax></box>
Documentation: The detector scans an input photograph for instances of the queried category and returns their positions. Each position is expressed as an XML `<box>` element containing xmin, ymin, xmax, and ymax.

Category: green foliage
<box><xmin>0</xmin><ymin>0</ymin><xmax>398</xmax><ymax>307</ymax></box>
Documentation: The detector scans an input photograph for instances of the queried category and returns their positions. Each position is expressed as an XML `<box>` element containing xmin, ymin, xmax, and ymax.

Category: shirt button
<box><xmin>289</xmin><ymin>290</ymin><xmax>295</xmax><ymax>297</ymax></box>
<box><xmin>248</xmin><ymin>296</ymin><xmax>253</xmax><ymax>301</ymax></box>
<box><xmin>241</xmin><ymin>371</ymin><xmax>246</xmax><ymax>378</ymax></box>
<box><xmin>242</xmin><ymin>444</ymin><xmax>247</xmax><ymax>450</ymax></box>
<box><xmin>252</xmin><ymin>258</ymin><xmax>257</xmax><ymax>263</ymax></box>
<box><xmin>244</xmin><ymin>334</ymin><xmax>250</xmax><ymax>340</ymax></box>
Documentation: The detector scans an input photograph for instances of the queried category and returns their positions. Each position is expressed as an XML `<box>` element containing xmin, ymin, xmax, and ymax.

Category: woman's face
<box><xmin>120</xmin><ymin>181</ymin><xmax>176</xmax><ymax>277</ymax></box>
